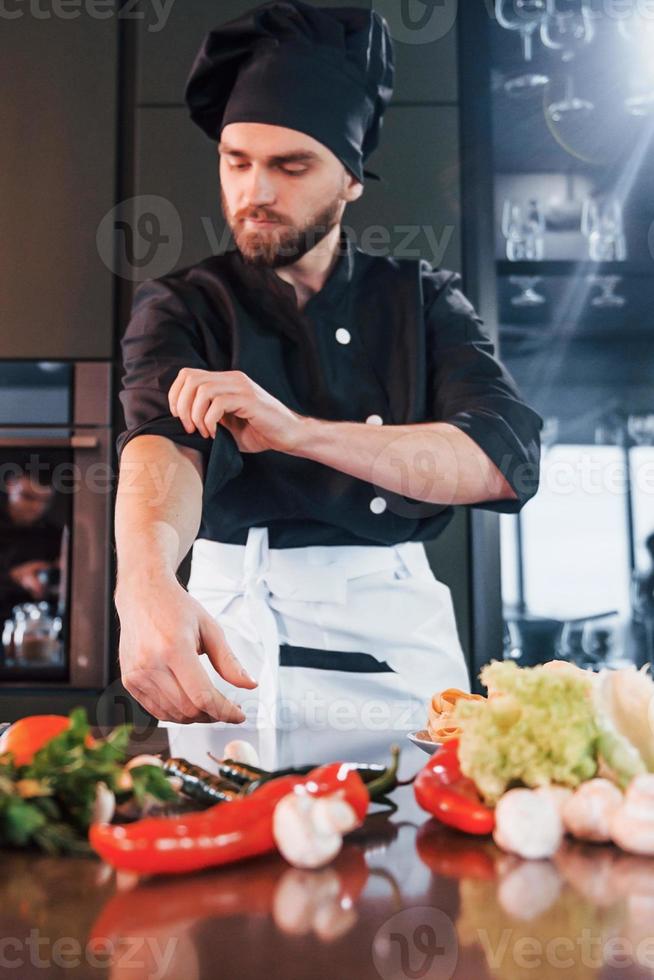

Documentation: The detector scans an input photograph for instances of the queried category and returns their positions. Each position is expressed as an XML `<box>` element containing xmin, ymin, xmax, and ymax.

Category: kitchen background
<box><xmin>1</xmin><ymin>0</ymin><xmax>652</xmax><ymax>721</ymax></box>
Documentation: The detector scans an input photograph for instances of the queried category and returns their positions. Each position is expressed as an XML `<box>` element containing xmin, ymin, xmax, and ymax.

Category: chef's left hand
<box><xmin>168</xmin><ymin>368</ymin><xmax>305</xmax><ymax>454</ymax></box>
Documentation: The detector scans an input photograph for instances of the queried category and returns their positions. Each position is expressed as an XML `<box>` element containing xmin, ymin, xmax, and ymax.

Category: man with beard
<box><xmin>114</xmin><ymin>1</ymin><xmax>542</xmax><ymax>758</ymax></box>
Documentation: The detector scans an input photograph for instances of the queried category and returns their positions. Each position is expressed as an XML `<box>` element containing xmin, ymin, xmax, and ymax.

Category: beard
<box><xmin>221</xmin><ymin>187</ymin><xmax>344</xmax><ymax>269</ymax></box>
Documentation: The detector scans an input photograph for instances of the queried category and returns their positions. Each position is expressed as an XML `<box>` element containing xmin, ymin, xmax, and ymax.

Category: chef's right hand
<box><xmin>115</xmin><ymin>577</ymin><xmax>257</xmax><ymax>724</ymax></box>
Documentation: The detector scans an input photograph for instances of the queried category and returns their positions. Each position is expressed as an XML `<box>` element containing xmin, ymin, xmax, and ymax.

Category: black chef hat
<box><xmin>184</xmin><ymin>0</ymin><xmax>394</xmax><ymax>184</ymax></box>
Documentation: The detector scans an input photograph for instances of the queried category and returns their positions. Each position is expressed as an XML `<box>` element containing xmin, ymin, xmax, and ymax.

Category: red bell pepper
<box><xmin>413</xmin><ymin>739</ymin><xmax>495</xmax><ymax>836</ymax></box>
<box><xmin>89</xmin><ymin>750</ymin><xmax>399</xmax><ymax>876</ymax></box>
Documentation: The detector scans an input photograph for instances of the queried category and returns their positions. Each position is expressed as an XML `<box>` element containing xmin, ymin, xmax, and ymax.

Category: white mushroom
<box><xmin>91</xmin><ymin>781</ymin><xmax>116</xmax><ymax>824</ymax></box>
<box><xmin>610</xmin><ymin>773</ymin><xmax>654</xmax><ymax>855</ymax></box>
<box><xmin>562</xmin><ymin>778</ymin><xmax>623</xmax><ymax>842</ymax></box>
<box><xmin>223</xmin><ymin>739</ymin><xmax>260</xmax><ymax>768</ymax></box>
<box><xmin>493</xmin><ymin>788</ymin><xmax>563</xmax><ymax>860</ymax></box>
<box><xmin>272</xmin><ymin>791</ymin><xmax>360</xmax><ymax>869</ymax></box>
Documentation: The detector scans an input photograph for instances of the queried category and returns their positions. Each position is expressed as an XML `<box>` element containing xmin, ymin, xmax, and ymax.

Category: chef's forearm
<box><xmin>292</xmin><ymin>418</ymin><xmax>516</xmax><ymax>505</ymax></box>
<box><xmin>113</xmin><ymin>435</ymin><xmax>204</xmax><ymax>599</ymax></box>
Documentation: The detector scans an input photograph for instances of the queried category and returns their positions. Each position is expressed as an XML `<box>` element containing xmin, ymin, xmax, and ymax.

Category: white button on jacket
<box><xmin>365</xmin><ymin>414</ymin><xmax>383</xmax><ymax>426</ymax></box>
<box><xmin>370</xmin><ymin>496</ymin><xmax>387</xmax><ymax>515</ymax></box>
<box><xmin>335</xmin><ymin>327</ymin><xmax>351</xmax><ymax>345</ymax></box>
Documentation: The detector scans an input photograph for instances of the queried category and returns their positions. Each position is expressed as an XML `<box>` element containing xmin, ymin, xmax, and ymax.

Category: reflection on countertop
<box><xmin>1</xmin><ymin>726</ymin><xmax>653</xmax><ymax>980</ymax></box>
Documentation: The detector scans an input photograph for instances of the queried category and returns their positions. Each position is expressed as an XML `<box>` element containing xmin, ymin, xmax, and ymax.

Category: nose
<box><xmin>242</xmin><ymin>164</ymin><xmax>277</xmax><ymax>209</ymax></box>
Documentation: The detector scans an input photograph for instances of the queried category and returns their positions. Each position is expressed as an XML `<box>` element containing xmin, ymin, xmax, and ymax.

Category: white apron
<box><xmin>160</xmin><ymin>527</ymin><xmax>469</xmax><ymax>768</ymax></box>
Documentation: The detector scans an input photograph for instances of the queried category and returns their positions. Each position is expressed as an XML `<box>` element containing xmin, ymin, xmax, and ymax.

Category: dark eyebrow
<box><xmin>218</xmin><ymin>143</ymin><xmax>320</xmax><ymax>164</ymax></box>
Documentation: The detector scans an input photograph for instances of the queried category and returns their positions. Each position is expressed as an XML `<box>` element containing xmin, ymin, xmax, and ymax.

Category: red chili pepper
<box><xmin>89</xmin><ymin>749</ymin><xmax>399</xmax><ymax>876</ymax></box>
<box><xmin>413</xmin><ymin>739</ymin><xmax>495</xmax><ymax>836</ymax></box>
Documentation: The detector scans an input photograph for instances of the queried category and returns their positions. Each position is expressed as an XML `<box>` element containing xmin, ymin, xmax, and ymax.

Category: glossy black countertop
<box><xmin>1</xmin><ymin>725</ymin><xmax>653</xmax><ymax>980</ymax></box>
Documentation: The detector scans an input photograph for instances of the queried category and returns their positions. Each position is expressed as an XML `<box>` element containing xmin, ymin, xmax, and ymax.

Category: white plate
<box><xmin>407</xmin><ymin>730</ymin><xmax>440</xmax><ymax>755</ymax></box>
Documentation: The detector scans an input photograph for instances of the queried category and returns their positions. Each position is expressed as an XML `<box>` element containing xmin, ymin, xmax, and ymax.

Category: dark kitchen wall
<box><xmin>118</xmin><ymin>0</ymin><xmax>475</xmax><ymax>666</ymax></box>
<box><xmin>1</xmin><ymin>1</ymin><xmax>481</xmax><ymax>672</ymax></box>
<box><xmin>0</xmin><ymin>12</ymin><xmax>117</xmax><ymax>359</ymax></box>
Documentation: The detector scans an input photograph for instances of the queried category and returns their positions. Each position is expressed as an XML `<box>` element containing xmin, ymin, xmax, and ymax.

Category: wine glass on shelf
<box><xmin>546</xmin><ymin>73</ymin><xmax>594</xmax><ymax>123</ymax></box>
<box><xmin>495</xmin><ymin>0</ymin><xmax>548</xmax><ymax>63</ymax></box>
<box><xmin>502</xmin><ymin>200</ymin><xmax>527</xmax><ymax>260</ymax></box>
<box><xmin>618</xmin><ymin>8</ymin><xmax>654</xmax><ymax>43</ymax></box>
<box><xmin>501</xmin><ymin>198</ymin><xmax>545</xmax><ymax>261</ymax></box>
<box><xmin>503</xmin><ymin>69</ymin><xmax>550</xmax><ymax>97</ymax></box>
<box><xmin>586</xmin><ymin>275</ymin><xmax>626</xmax><ymax>308</ymax></box>
<box><xmin>525</xmin><ymin>197</ymin><xmax>545</xmax><ymax>258</ymax></box>
<box><xmin>581</xmin><ymin>197</ymin><xmax>627</xmax><ymax>262</ymax></box>
<box><xmin>618</xmin><ymin>11</ymin><xmax>654</xmax><ymax>114</ymax></box>
<box><xmin>509</xmin><ymin>276</ymin><xmax>546</xmax><ymax>307</ymax></box>
<box><xmin>540</xmin><ymin>0</ymin><xmax>595</xmax><ymax>62</ymax></box>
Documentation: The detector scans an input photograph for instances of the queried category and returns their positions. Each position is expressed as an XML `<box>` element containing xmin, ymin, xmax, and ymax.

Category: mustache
<box><xmin>239</xmin><ymin>212</ymin><xmax>283</xmax><ymax>223</ymax></box>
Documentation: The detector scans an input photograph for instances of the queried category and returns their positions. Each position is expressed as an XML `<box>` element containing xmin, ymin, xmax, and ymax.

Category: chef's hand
<box><xmin>116</xmin><ymin>576</ymin><xmax>258</xmax><ymax>724</ymax></box>
<box><xmin>168</xmin><ymin>368</ymin><xmax>305</xmax><ymax>454</ymax></box>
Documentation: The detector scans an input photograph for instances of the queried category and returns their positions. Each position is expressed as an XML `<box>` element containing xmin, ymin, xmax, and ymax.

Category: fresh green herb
<box><xmin>0</xmin><ymin>709</ymin><xmax>176</xmax><ymax>855</ymax></box>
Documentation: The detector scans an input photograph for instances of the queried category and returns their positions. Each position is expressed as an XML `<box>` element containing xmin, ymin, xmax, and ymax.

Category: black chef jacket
<box><xmin>116</xmin><ymin>226</ymin><xmax>542</xmax><ymax>548</ymax></box>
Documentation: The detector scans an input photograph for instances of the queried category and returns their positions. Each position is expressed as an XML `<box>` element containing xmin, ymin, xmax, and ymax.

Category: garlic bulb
<box><xmin>610</xmin><ymin>774</ymin><xmax>654</xmax><ymax>855</ymax></box>
<box><xmin>223</xmin><ymin>739</ymin><xmax>260</xmax><ymax>768</ymax></box>
<box><xmin>494</xmin><ymin>788</ymin><xmax>563</xmax><ymax>859</ymax></box>
<box><xmin>562</xmin><ymin>778</ymin><xmax>623</xmax><ymax>842</ymax></box>
<box><xmin>272</xmin><ymin>791</ymin><xmax>359</xmax><ymax>869</ymax></box>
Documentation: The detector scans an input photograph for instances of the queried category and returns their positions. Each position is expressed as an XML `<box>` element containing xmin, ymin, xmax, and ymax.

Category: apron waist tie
<box><xmin>191</xmin><ymin>527</ymin><xmax>431</xmax><ymax>730</ymax></box>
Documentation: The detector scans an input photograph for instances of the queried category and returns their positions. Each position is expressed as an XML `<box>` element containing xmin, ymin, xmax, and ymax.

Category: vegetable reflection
<box><xmin>90</xmin><ymin>845</ymin><xmax>369</xmax><ymax>968</ymax></box>
<box><xmin>416</xmin><ymin>821</ymin><xmax>654</xmax><ymax>978</ymax></box>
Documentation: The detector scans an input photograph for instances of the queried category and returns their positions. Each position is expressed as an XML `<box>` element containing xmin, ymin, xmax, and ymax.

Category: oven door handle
<box><xmin>0</xmin><ymin>435</ymin><xmax>99</xmax><ymax>449</ymax></box>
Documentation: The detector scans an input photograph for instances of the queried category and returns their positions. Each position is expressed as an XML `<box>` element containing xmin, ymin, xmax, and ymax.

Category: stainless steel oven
<box><xmin>0</xmin><ymin>361</ymin><xmax>111</xmax><ymax>688</ymax></box>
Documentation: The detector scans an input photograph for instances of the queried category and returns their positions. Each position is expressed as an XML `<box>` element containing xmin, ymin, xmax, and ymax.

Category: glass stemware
<box><xmin>586</xmin><ymin>275</ymin><xmax>626</xmax><ymax>308</ymax></box>
<box><xmin>509</xmin><ymin>276</ymin><xmax>546</xmax><ymax>306</ymax></box>
<box><xmin>546</xmin><ymin>73</ymin><xmax>594</xmax><ymax>123</ymax></box>
<box><xmin>502</xmin><ymin>199</ymin><xmax>546</xmax><ymax>260</ymax></box>
<box><xmin>540</xmin><ymin>0</ymin><xmax>595</xmax><ymax>62</ymax></box>
<box><xmin>503</xmin><ymin>70</ymin><xmax>550</xmax><ymax>97</ymax></box>
<box><xmin>495</xmin><ymin>0</ymin><xmax>548</xmax><ymax>62</ymax></box>
<box><xmin>581</xmin><ymin>196</ymin><xmax>627</xmax><ymax>262</ymax></box>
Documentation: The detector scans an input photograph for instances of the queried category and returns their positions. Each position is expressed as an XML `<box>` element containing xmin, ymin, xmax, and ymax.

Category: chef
<box><xmin>113</xmin><ymin>0</ymin><xmax>542</xmax><ymax>760</ymax></box>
